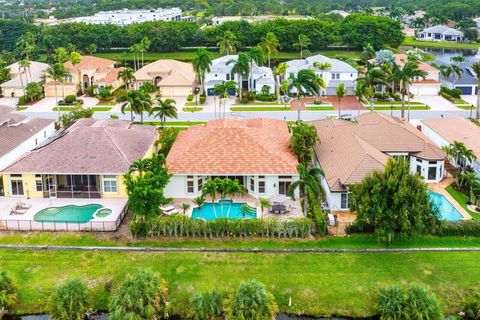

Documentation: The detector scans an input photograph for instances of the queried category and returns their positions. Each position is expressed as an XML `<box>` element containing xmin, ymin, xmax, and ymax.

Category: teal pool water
<box><xmin>191</xmin><ymin>200</ymin><xmax>257</xmax><ymax>220</ymax></box>
<box><xmin>34</xmin><ymin>204</ymin><xmax>103</xmax><ymax>223</ymax></box>
<box><xmin>428</xmin><ymin>191</ymin><xmax>463</xmax><ymax>221</ymax></box>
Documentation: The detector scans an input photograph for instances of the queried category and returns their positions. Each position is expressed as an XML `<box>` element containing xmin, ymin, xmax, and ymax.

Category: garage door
<box><xmin>456</xmin><ymin>86</ymin><xmax>473</xmax><ymax>95</ymax></box>
<box><xmin>411</xmin><ymin>85</ymin><xmax>440</xmax><ymax>96</ymax></box>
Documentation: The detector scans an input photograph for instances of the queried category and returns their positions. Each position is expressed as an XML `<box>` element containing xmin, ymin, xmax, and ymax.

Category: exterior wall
<box><xmin>159</xmin><ymin>86</ymin><xmax>192</xmax><ymax>97</ymax></box>
<box><xmin>0</xmin><ymin>122</ymin><xmax>55</xmax><ymax>171</ymax></box>
<box><xmin>410</xmin><ymin>83</ymin><xmax>441</xmax><ymax>96</ymax></box>
<box><xmin>409</xmin><ymin>156</ymin><xmax>444</xmax><ymax>183</ymax></box>
<box><xmin>44</xmin><ymin>84</ymin><xmax>76</xmax><ymax>97</ymax></box>
<box><xmin>0</xmin><ymin>87</ymin><xmax>26</xmax><ymax>98</ymax></box>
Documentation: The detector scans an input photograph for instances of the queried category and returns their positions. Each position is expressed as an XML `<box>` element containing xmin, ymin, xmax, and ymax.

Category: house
<box><xmin>416</xmin><ymin>25</ymin><xmax>464</xmax><ymax>42</ymax></box>
<box><xmin>134</xmin><ymin>59</ymin><xmax>196</xmax><ymax>97</ymax></box>
<box><xmin>43</xmin><ymin>56</ymin><xmax>125</xmax><ymax>97</ymax></box>
<box><xmin>420</xmin><ymin>117</ymin><xmax>480</xmax><ymax>176</ymax></box>
<box><xmin>394</xmin><ymin>54</ymin><xmax>441</xmax><ymax>96</ymax></box>
<box><xmin>0</xmin><ymin>61</ymin><xmax>49</xmax><ymax>98</ymax></box>
<box><xmin>205</xmin><ymin>55</ymin><xmax>275</xmax><ymax>95</ymax></box>
<box><xmin>1</xmin><ymin>119</ymin><xmax>157</xmax><ymax>198</ymax></box>
<box><xmin>0</xmin><ymin>105</ymin><xmax>55</xmax><ymax>172</ymax></box>
<box><xmin>438</xmin><ymin>61</ymin><xmax>479</xmax><ymax>95</ymax></box>
<box><xmin>74</xmin><ymin>8</ymin><xmax>182</xmax><ymax>25</ymax></box>
<box><xmin>311</xmin><ymin>112</ymin><xmax>446</xmax><ymax>211</ymax></box>
<box><xmin>327</xmin><ymin>10</ymin><xmax>349</xmax><ymax>17</ymax></box>
<box><xmin>286</xmin><ymin>54</ymin><xmax>358</xmax><ymax>96</ymax></box>
<box><xmin>164</xmin><ymin>118</ymin><xmax>299</xmax><ymax>199</ymax></box>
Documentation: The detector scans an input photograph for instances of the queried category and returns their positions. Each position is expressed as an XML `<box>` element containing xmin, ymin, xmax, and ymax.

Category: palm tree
<box><xmin>336</xmin><ymin>83</ymin><xmax>348</xmax><ymax>119</ymax></box>
<box><xmin>459</xmin><ymin>171</ymin><xmax>480</xmax><ymax>204</ymax></box>
<box><xmin>288</xmin><ymin>69</ymin><xmax>318</xmax><ymax>121</ymax></box>
<box><xmin>129</xmin><ymin>158</ymin><xmax>152</xmax><ymax>176</ymax></box>
<box><xmin>275</xmin><ymin>62</ymin><xmax>289</xmax><ymax>104</ymax></box>
<box><xmin>443</xmin><ymin>141</ymin><xmax>477</xmax><ymax>173</ymax></box>
<box><xmin>356</xmin><ymin>67</ymin><xmax>387</xmax><ymax>111</ymax></box>
<box><xmin>117</xmin><ymin>67</ymin><xmax>136</xmax><ymax>91</ymax></box>
<box><xmin>392</xmin><ymin>58</ymin><xmax>427</xmax><ymax>120</ymax></box>
<box><xmin>151</xmin><ymin>98</ymin><xmax>177</xmax><ymax>127</ymax></box>
<box><xmin>313</xmin><ymin>61</ymin><xmax>332</xmax><ymax>96</ymax></box>
<box><xmin>227</xmin><ymin>53</ymin><xmax>250</xmax><ymax>98</ymax></box>
<box><xmin>121</xmin><ymin>90</ymin><xmax>152</xmax><ymax>123</ymax></box>
<box><xmin>15</xmin><ymin>32</ymin><xmax>35</xmax><ymax>80</ymax></box>
<box><xmin>471</xmin><ymin>62</ymin><xmax>480</xmax><ymax>120</ymax></box>
<box><xmin>213</xmin><ymin>80</ymin><xmax>236</xmax><ymax>119</ymax></box>
<box><xmin>288</xmin><ymin>165</ymin><xmax>324</xmax><ymax>217</ymax></box>
<box><xmin>355</xmin><ymin>81</ymin><xmax>374</xmax><ymax>116</ymax></box>
<box><xmin>18</xmin><ymin>59</ymin><xmax>29</xmax><ymax>96</ymax></box>
<box><xmin>258</xmin><ymin>197</ymin><xmax>272</xmax><ymax>216</ymax></box>
<box><xmin>130</xmin><ymin>43</ymin><xmax>143</xmax><ymax>71</ymax></box>
<box><xmin>45</xmin><ymin>63</ymin><xmax>70</xmax><ymax>123</ymax></box>
<box><xmin>216</xmin><ymin>31</ymin><xmax>239</xmax><ymax>56</ymax></box>
<box><xmin>314</xmin><ymin>75</ymin><xmax>327</xmax><ymax>101</ymax></box>
<box><xmin>140</xmin><ymin>37</ymin><xmax>151</xmax><ymax>69</ymax></box>
<box><xmin>248</xmin><ymin>46</ymin><xmax>265</xmax><ymax>91</ymax></box>
<box><xmin>192</xmin><ymin>48</ymin><xmax>212</xmax><ymax>96</ymax></box>
<box><xmin>280</xmin><ymin>80</ymin><xmax>290</xmax><ymax>109</ymax></box>
<box><xmin>293</xmin><ymin>34</ymin><xmax>311</xmax><ymax>59</ymax></box>
<box><xmin>260</xmin><ymin>32</ymin><xmax>280</xmax><ymax>68</ymax></box>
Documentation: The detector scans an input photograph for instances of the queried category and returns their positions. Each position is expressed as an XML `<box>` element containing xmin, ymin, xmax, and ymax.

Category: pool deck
<box><xmin>0</xmin><ymin>197</ymin><xmax>128</xmax><ymax>231</ymax></box>
<box><xmin>428</xmin><ymin>178</ymin><xmax>472</xmax><ymax>220</ymax></box>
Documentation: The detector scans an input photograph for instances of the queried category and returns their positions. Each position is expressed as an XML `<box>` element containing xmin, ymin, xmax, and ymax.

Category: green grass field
<box><xmin>52</xmin><ymin>106</ymin><xmax>74</xmax><ymax>112</ymax></box>
<box><xmin>373</xmin><ymin>105</ymin><xmax>430</xmax><ymax>110</ymax></box>
<box><xmin>15</xmin><ymin>106</ymin><xmax>28</xmax><ymax>111</ymax></box>
<box><xmin>306</xmin><ymin>106</ymin><xmax>335</xmax><ymax>110</ymax></box>
<box><xmin>1</xmin><ymin>245</ymin><xmax>480</xmax><ymax>317</ymax></box>
<box><xmin>91</xmin><ymin>107</ymin><xmax>112</xmax><ymax>112</ymax></box>
<box><xmin>374</xmin><ymin>101</ymin><xmax>425</xmax><ymax>106</ymax></box>
<box><xmin>402</xmin><ymin>37</ymin><xmax>480</xmax><ymax>50</ymax></box>
<box><xmin>446</xmin><ymin>185</ymin><xmax>480</xmax><ymax>220</ymax></box>
<box><xmin>182</xmin><ymin>107</ymin><xmax>203</xmax><ymax>112</ymax></box>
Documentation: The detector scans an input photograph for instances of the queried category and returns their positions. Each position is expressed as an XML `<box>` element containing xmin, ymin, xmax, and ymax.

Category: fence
<box><xmin>0</xmin><ymin>205</ymin><xmax>128</xmax><ymax>232</ymax></box>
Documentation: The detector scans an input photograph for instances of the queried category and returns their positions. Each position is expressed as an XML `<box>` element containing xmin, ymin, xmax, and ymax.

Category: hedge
<box><xmin>131</xmin><ymin>214</ymin><xmax>313</xmax><ymax>238</ymax></box>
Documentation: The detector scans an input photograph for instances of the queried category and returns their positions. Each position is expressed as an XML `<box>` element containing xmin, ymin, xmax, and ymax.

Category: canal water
<box><xmin>401</xmin><ymin>45</ymin><xmax>479</xmax><ymax>63</ymax></box>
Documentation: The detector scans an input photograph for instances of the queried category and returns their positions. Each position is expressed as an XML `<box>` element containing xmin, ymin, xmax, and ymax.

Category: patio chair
<box><xmin>18</xmin><ymin>202</ymin><xmax>31</xmax><ymax>210</ymax></box>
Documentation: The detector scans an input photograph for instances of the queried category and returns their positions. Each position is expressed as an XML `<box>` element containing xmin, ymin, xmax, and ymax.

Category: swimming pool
<box><xmin>191</xmin><ymin>200</ymin><xmax>257</xmax><ymax>220</ymax></box>
<box><xmin>34</xmin><ymin>204</ymin><xmax>111</xmax><ymax>223</ymax></box>
<box><xmin>428</xmin><ymin>191</ymin><xmax>463</xmax><ymax>221</ymax></box>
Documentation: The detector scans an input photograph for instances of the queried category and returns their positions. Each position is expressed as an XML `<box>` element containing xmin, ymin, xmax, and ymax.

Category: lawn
<box><xmin>182</xmin><ymin>107</ymin><xmax>203</xmax><ymax>112</ymax></box>
<box><xmin>373</xmin><ymin>105</ymin><xmax>430</xmax><ymax>110</ymax></box>
<box><xmin>140</xmin><ymin>121</ymin><xmax>207</xmax><ymax>127</ymax></box>
<box><xmin>1</xmin><ymin>247</ymin><xmax>480</xmax><ymax>317</ymax></box>
<box><xmin>91</xmin><ymin>106</ymin><xmax>112</xmax><ymax>112</ymax></box>
<box><xmin>15</xmin><ymin>106</ymin><xmax>28</xmax><ymax>111</ymax></box>
<box><xmin>52</xmin><ymin>106</ymin><xmax>74</xmax><ymax>112</ymax></box>
<box><xmin>402</xmin><ymin>37</ymin><xmax>480</xmax><ymax>50</ymax></box>
<box><xmin>471</xmin><ymin>119</ymin><xmax>480</xmax><ymax>126</ymax></box>
<box><xmin>306</xmin><ymin>106</ymin><xmax>335</xmax><ymax>110</ymax></box>
<box><xmin>374</xmin><ymin>101</ymin><xmax>425</xmax><ymax>106</ymax></box>
<box><xmin>230</xmin><ymin>105</ymin><xmax>291</xmax><ymax>111</ymax></box>
<box><xmin>445</xmin><ymin>185</ymin><xmax>480</xmax><ymax>220</ymax></box>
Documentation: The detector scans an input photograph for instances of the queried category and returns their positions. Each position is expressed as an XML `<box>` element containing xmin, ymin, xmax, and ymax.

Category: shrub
<box><xmin>17</xmin><ymin>95</ymin><xmax>29</xmax><ymax>105</ymax></box>
<box><xmin>239</xmin><ymin>98</ymin><xmax>249</xmax><ymax>104</ymax></box>
<box><xmin>247</xmin><ymin>91</ymin><xmax>256</xmax><ymax>101</ymax></box>
<box><xmin>109</xmin><ymin>269</ymin><xmax>168</xmax><ymax>320</ymax></box>
<box><xmin>199</xmin><ymin>95</ymin><xmax>206</xmax><ymax>104</ymax></box>
<box><xmin>0</xmin><ymin>271</ymin><xmax>18</xmax><ymax>318</ymax></box>
<box><xmin>312</xmin><ymin>206</ymin><xmax>326</xmax><ymax>235</ymax></box>
<box><xmin>190</xmin><ymin>290</ymin><xmax>224</xmax><ymax>320</ymax></box>
<box><xmin>255</xmin><ymin>93</ymin><xmax>277</xmax><ymax>102</ymax></box>
<box><xmin>64</xmin><ymin>94</ymin><xmax>77</xmax><ymax>104</ymax></box>
<box><xmin>187</xmin><ymin>94</ymin><xmax>194</xmax><ymax>102</ymax></box>
<box><xmin>451</xmin><ymin>88</ymin><xmax>462</xmax><ymax>98</ymax></box>
<box><xmin>460</xmin><ymin>286</ymin><xmax>480</xmax><ymax>319</ymax></box>
<box><xmin>374</xmin><ymin>92</ymin><xmax>389</xmax><ymax>101</ymax></box>
<box><xmin>114</xmin><ymin>88</ymin><xmax>127</xmax><ymax>102</ymax></box>
<box><xmin>225</xmin><ymin>280</ymin><xmax>278</xmax><ymax>320</ymax></box>
<box><xmin>50</xmin><ymin>278</ymin><xmax>90</xmax><ymax>320</ymax></box>
<box><xmin>432</xmin><ymin>220</ymin><xmax>480</xmax><ymax>237</ymax></box>
<box><xmin>110</xmin><ymin>114</ymin><xmax>119</xmax><ymax>119</ymax></box>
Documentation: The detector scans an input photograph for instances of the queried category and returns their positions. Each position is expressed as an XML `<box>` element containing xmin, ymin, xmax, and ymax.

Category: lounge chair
<box><xmin>17</xmin><ymin>202</ymin><xmax>31</xmax><ymax>210</ymax></box>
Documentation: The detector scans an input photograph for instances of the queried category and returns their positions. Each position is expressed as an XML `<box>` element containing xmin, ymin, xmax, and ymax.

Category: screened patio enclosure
<box><xmin>37</xmin><ymin>174</ymin><xmax>102</xmax><ymax>198</ymax></box>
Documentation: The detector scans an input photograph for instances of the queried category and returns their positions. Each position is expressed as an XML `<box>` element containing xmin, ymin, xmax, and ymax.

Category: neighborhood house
<box><xmin>416</xmin><ymin>25</ymin><xmax>464</xmax><ymax>42</ymax></box>
<box><xmin>0</xmin><ymin>61</ymin><xmax>49</xmax><ymax>98</ymax></box>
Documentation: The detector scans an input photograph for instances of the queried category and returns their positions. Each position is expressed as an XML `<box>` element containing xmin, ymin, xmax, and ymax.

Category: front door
<box><xmin>46</xmin><ymin>175</ymin><xmax>57</xmax><ymax>198</ymax></box>
<box><xmin>10</xmin><ymin>179</ymin><xmax>24</xmax><ymax>196</ymax></box>
<box><xmin>279</xmin><ymin>181</ymin><xmax>291</xmax><ymax>196</ymax></box>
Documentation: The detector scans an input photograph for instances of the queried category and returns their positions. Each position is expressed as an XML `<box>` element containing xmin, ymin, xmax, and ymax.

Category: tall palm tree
<box><xmin>216</xmin><ymin>31</ymin><xmax>239</xmax><ymax>56</ymax></box>
<box><xmin>121</xmin><ymin>90</ymin><xmax>152</xmax><ymax>123</ymax></box>
<box><xmin>356</xmin><ymin>67</ymin><xmax>387</xmax><ymax>111</ymax></box>
<box><xmin>392</xmin><ymin>58</ymin><xmax>427</xmax><ymax>120</ymax></box>
<box><xmin>459</xmin><ymin>172</ymin><xmax>480</xmax><ymax>204</ymax></box>
<box><xmin>471</xmin><ymin>62</ymin><xmax>480</xmax><ymax>120</ymax></box>
<box><xmin>140</xmin><ymin>37</ymin><xmax>151</xmax><ymax>69</ymax></box>
<box><xmin>151</xmin><ymin>98</ymin><xmax>177</xmax><ymax>127</ymax></box>
<box><xmin>248</xmin><ymin>46</ymin><xmax>265</xmax><ymax>91</ymax></box>
<box><xmin>288</xmin><ymin>165</ymin><xmax>325</xmax><ymax>217</ymax></box>
<box><xmin>293</xmin><ymin>34</ymin><xmax>311</xmax><ymax>60</ymax></box>
<box><xmin>336</xmin><ymin>83</ymin><xmax>348</xmax><ymax>118</ymax></box>
<box><xmin>192</xmin><ymin>48</ymin><xmax>212</xmax><ymax>96</ymax></box>
<box><xmin>259</xmin><ymin>32</ymin><xmax>280</xmax><ymax>68</ymax></box>
<box><xmin>118</xmin><ymin>67</ymin><xmax>136</xmax><ymax>91</ymax></box>
<box><xmin>227</xmin><ymin>53</ymin><xmax>250</xmax><ymax>98</ymax></box>
<box><xmin>313</xmin><ymin>61</ymin><xmax>332</xmax><ymax>96</ymax></box>
<box><xmin>18</xmin><ymin>59</ymin><xmax>29</xmax><ymax>96</ymax></box>
<box><xmin>129</xmin><ymin>158</ymin><xmax>152</xmax><ymax>176</ymax></box>
<box><xmin>288</xmin><ymin>69</ymin><xmax>318</xmax><ymax>121</ymax></box>
<box><xmin>45</xmin><ymin>63</ymin><xmax>70</xmax><ymax>123</ymax></box>
<box><xmin>314</xmin><ymin>75</ymin><xmax>327</xmax><ymax>101</ymax></box>
<box><xmin>213</xmin><ymin>80</ymin><xmax>236</xmax><ymax>119</ymax></box>
<box><xmin>15</xmin><ymin>32</ymin><xmax>35</xmax><ymax>80</ymax></box>
<box><xmin>275</xmin><ymin>62</ymin><xmax>289</xmax><ymax>104</ymax></box>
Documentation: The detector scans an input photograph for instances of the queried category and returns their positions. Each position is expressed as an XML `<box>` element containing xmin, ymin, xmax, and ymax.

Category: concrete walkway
<box><xmin>25</xmin><ymin>96</ymin><xmax>100</xmax><ymax>112</ymax></box>
<box><xmin>413</xmin><ymin>95</ymin><xmax>458</xmax><ymax>111</ymax></box>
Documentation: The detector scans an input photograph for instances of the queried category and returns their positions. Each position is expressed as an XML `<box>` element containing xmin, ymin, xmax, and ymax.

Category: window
<box><xmin>258</xmin><ymin>176</ymin><xmax>265</xmax><ymax>194</ymax></box>
<box><xmin>187</xmin><ymin>175</ymin><xmax>194</xmax><ymax>193</ymax></box>
<box><xmin>428</xmin><ymin>166</ymin><xmax>437</xmax><ymax>180</ymax></box>
<box><xmin>35</xmin><ymin>175</ymin><xmax>43</xmax><ymax>192</ymax></box>
<box><xmin>197</xmin><ymin>176</ymin><xmax>203</xmax><ymax>192</ymax></box>
<box><xmin>103</xmin><ymin>175</ymin><xmax>118</xmax><ymax>193</ymax></box>
<box><xmin>340</xmin><ymin>193</ymin><xmax>348</xmax><ymax>209</ymax></box>
<box><xmin>332</xmin><ymin>73</ymin><xmax>340</xmax><ymax>80</ymax></box>
<box><xmin>35</xmin><ymin>138</ymin><xmax>38</xmax><ymax>145</ymax></box>
<box><xmin>44</xmin><ymin>131</ymin><xmax>47</xmax><ymax>138</ymax></box>
<box><xmin>10</xmin><ymin>174</ymin><xmax>24</xmax><ymax>196</ymax></box>
<box><xmin>416</xmin><ymin>165</ymin><xmax>422</xmax><ymax>174</ymax></box>
<box><xmin>226</xmin><ymin>74</ymin><xmax>230</xmax><ymax>80</ymax></box>
<box><xmin>249</xmin><ymin>177</ymin><xmax>255</xmax><ymax>192</ymax></box>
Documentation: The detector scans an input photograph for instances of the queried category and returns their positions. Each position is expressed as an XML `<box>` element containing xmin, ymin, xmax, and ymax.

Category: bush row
<box><xmin>131</xmin><ymin>214</ymin><xmax>313</xmax><ymax>238</ymax></box>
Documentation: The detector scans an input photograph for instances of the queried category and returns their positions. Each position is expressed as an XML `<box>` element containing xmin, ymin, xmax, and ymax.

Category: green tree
<box><xmin>356</xmin><ymin>67</ymin><xmax>387</xmax><ymax>111</ymax></box>
<box><xmin>118</xmin><ymin>67</ymin><xmax>136</xmax><ymax>92</ymax></box>
<box><xmin>216</xmin><ymin>31</ymin><xmax>239</xmax><ymax>55</ymax></box>
<box><xmin>248</xmin><ymin>45</ymin><xmax>265</xmax><ymax>91</ymax></box>
<box><xmin>121</xmin><ymin>89</ymin><xmax>152</xmax><ymax>123</ymax></box>
<box><xmin>213</xmin><ymin>80</ymin><xmax>236</xmax><ymax>119</ymax></box>
<box><xmin>190</xmin><ymin>290</ymin><xmax>224</xmax><ymax>320</ymax></box>
<box><xmin>139</xmin><ymin>36</ymin><xmax>151</xmax><ymax>69</ymax></box>
<box><xmin>109</xmin><ymin>269</ymin><xmax>169</xmax><ymax>320</ymax></box>
<box><xmin>86</xmin><ymin>43</ymin><xmax>97</xmax><ymax>55</ymax></box>
<box><xmin>45</xmin><ymin>62</ymin><xmax>70</xmax><ymax>123</ymax></box>
<box><xmin>459</xmin><ymin>172</ymin><xmax>480</xmax><ymax>204</ymax></box>
<box><xmin>293</xmin><ymin>34</ymin><xmax>311</xmax><ymax>59</ymax></box>
<box><xmin>314</xmin><ymin>75</ymin><xmax>327</xmax><ymax>101</ymax></box>
<box><xmin>18</xmin><ymin>59</ymin><xmax>29</xmax><ymax>96</ymax></box>
<box><xmin>360</xmin><ymin>43</ymin><xmax>376</xmax><ymax>64</ymax></box>
<box><xmin>289</xmin><ymin>121</ymin><xmax>318</xmax><ymax>166</ymax></box>
<box><xmin>259</xmin><ymin>197</ymin><xmax>272</xmax><ymax>215</ymax></box>
<box><xmin>227</xmin><ymin>53</ymin><xmax>250</xmax><ymax>98</ymax></box>
<box><xmin>50</xmin><ymin>278</ymin><xmax>90</xmax><ymax>320</ymax></box>
<box><xmin>0</xmin><ymin>271</ymin><xmax>17</xmax><ymax>320</ymax></box>
<box><xmin>460</xmin><ymin>286</ymin><xmax>480</xmax><ymax>320</ymax></box>
<box><xmin>289</xmin><ymin>164</ymin><xmax>324</xmax><ymax>217</ymax></box>
<box><xmin>336</xmin><ymin>82</ymin><xmax>348</xmax><ymax>118</ymax></box>
<box><xmin>151</xmin><ymin>98</ymin><xmax>177</xmax><ymax>127</ymax></box>
<box><xmin>225</xmin><ymin>280</ymin><xmax>278</xmax><ymax>320</ymax></box>
<box><xmin>259</xmin><ymin>32</ymin><xmax>279</xmax><ymax>68</ymax></box>
<box><xmin>350</xmin><ymin>158</ymin><xmax>439</xmax><ymax>243</ymax></box>
<box><xmin>471</xmin><ymin>62</ymin><xmax>480</xmax><ymax>121</ymax></box>
<box><xmin>442</xmin><ymin>140</ymin><xmax>477</xmax><ymax>173</ymax></box>
<box><xmin>288</xmin><ymin>69</ymin><xmax>318</xmax><ymax>121</ymax></box>
<box><xmin>25</xmin><ymin>82</ymin><xmax>43</xmax><ymax>102</ymax></box>
<box><xmin>192</xmin><ymin>48</ymin><xmax>212</xmax><ymax>96</ymax></box>
<box><xmin>59</xmin><ymin>105</ymin><xmax>94</xmax><ymax>128</ymax></box>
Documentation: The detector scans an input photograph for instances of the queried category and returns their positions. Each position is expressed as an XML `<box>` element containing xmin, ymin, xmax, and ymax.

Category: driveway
<box><xmin>461</xmin><ymin>95</ymin><xmax>478</xmax><ymax>107</ymax></box>
<box><xmin>26</xmin><ymin>96</ymin><xmax>99</xmax><ymax>112</ymax></box>
<box><xmin>413</xmin><ymin>95</ymin><xmax>457</xmax><ymax>111</ymax></box>
<box><xmin>0</xmin><ymin>97</ymin><xmax>18</xmax><ymax>107</ymax></box>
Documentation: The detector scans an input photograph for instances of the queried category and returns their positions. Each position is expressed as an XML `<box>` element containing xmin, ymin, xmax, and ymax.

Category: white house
<box><xmin>0</xmin><ymin>61</ymin><xmax>49</xmax><ymax>98</ymax></box>
<box><xmin>312</xmin><ymin>112</ymin><xmax>446</xmax><ymax>211</ymax></box>
<box><xmin>74</xmin><ymin>8</ymin><xmax>183</xmax><ymax>25</ymax></box>
<box><xmin>165</xmin><ymin>118</ymin><xmax>299</xmax><ymax>199</ymax></box>
<box><xmin>0</xmin><ymin>105</ymin><xmax>55</xmax><ymax>172</ymax></box>
<box><xmin>438</xmin><ymin>61</ymin><xmax>479</xmax><ymax>95</ymax></box>
<box><xmin>204</xmin><ymin>55</ymin><xmax>275</xmax><ymax>96</ymax></box>
<box><xmin>285</xmin><ymin>54</ymin><xmax>358</xmax><ymax>96</ymax></box>
<box><xmin>420</xmin><ymin>117</ymin><xmax>480</xmax><ymax>177</ymax></box>
<box><xmin>416</xmin><ymin>25</ymin><xmax>464</xmax><ymax>42</ymax></box>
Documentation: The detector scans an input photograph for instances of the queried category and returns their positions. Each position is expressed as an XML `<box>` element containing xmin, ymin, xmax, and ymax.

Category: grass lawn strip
<box><xmin>402</xmin><ymin>37</ymin><xmax>480</xmax><ymax>50</ymax></box>
<box><xmin>230</xmin><ymin>105</ymin><xmax>291</xmax><ymax>111</ymax></box>
<box><xmin>445</xmin><ymin>185</ymin><xmax>480</xmax><ymax>220</ymax></box>
<box><xmin>373</xmin><ymin>105</ymin><xmax>430</xmax><ymax>110</ymax></box>
<box><xmin>2</xmin><ymin>248</ymin><xmax>480</xmax><ymax>317</ymax></box>
<box><xmin>91</xmin><ymin>107</ymin><xmax>112</xmax><ymax>112</ymax></box>
<box><xmin>306</xmin><ymin>106</ymin><xmax>335</xmax><ymax>110</ymax></box>
<box><xmin>15</xmin><ymin>106</ymin><xmax>28</xmax><ymax>111</ymax></box>
<box><xmin>52</xmin><ymin>106</ymin><xmax>74</xmax><ymax>112</ymax></box>
<box><xmin>182</xmin><ymin>107</ymin><xmax>203</xmax><ymax>112</ymax></box>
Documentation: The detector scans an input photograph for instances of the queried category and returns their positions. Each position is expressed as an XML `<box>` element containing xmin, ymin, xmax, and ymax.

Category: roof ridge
<box><xmin>102</xmin><ymin>127</ymin><xmax>131</xmax><ymax>165</ymax></box>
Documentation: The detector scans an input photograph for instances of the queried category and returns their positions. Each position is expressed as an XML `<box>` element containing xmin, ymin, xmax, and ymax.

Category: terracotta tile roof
<box><xmin>395</xmin><ymin>54</ymin><xmax>439</xmax><ymax>72</ymax></box>
<box><xmin>312</xmin><ymin>112</ymin><xmax>446</xmax><ymax>191</ymax></box>
<box><xmin>166</xmin><ymin>119</ymin><xmax>298</xmax><ymax>175</ymax></box>
<box><xmin>134</xmin><ymin>59</ymin><xmax>195</xmax><ymax>87</ymax></box>
<box><xmin>64</xmin><ymin>55</ymin><xmax>115</xmax><ymax>72</ymax></box>
<box><xmin>3</xmin><ymin>119</ymin><xmax>157</xmax><ymax>174</ymax></box>
<box><xmin>97</xmin><ymin>67</ymin><xmax>125</xmax><ymax>83</ymax></box>
<box><xmin>421</xmin><ymin>117</ymin><xmax>480</xmax><ymax>159</ymax></box>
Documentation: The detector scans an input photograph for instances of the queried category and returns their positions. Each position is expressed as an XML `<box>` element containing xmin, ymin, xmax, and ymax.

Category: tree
<box><xmin>225</xmin><ymin>280</ymin><xmax>278</xmax><ymax>320</ymax></box>
<box><xmin>212</xmin><ymin>80</ymin><xmax>236</xmax><ymax>119</ymax></box>
<box><xmin>471</xmin><ymin>62</ymin><xmax>480</xmax><ymax>121</ymax></box>
<box><xmin>259</xmin><ymin>197</ymin><xmax>272</xmax><ymax>215</ymax></box>
<box><xmin>139</xmin><ymin>36</ymin><xmax>151</xmax><ymax>68</ymax></box>
<box><xmin>216</xmin><ymin>31</ymin><xmax>239</xmax><ymax>55</ymax></box>
<box><xmin>50</xmin><ymin>278</ymin><xmax>90</xmax><ymax>320</ymax></box>
<box><xmin>275</xmin><ymin>62</ymin><xmax>289</xmax><ymax>104</ymax></box>
<box><xmin>190</xmin><ymin>290</ymin><xmax>224</xmax><ymax>320</ymax></box>
<box><xmin>58</xmin><ymin>106</ymin><xmax>94</xmax><ymax>128</ymax></box>
<box><xmin>0</xmin><ymin>57</ymin><xmax>10</xmax><ymax>85</ymax></box>
<box><xmin>227</xmin><ymin>53</ymin><xmax>250</xmax><ymax>98</ymax></box>
<box><xmin>289</xmin><ymin>164</ymin><xmax>324</xmax><ymax>217</ymax></box>
<box><xmin>248</xmin><ymin>45</ymin><xmax>265</xmax><ymax>91</ymax></box>
<box><xmin>460</xmin><ymin>286</ymin><xmax>480</xmax><ymax>320</ymax></box>
<box><xmin>442</xmin><ymin>140</ymin><xmax>477</xmax><ymax>173</ymax></box>
<box><xmin>336</xmin><ymin>83</ymin><xmax>348</xmax><ymax>118</ymax></box>
<box><xmin>109</xmin><ymin>269</ymin><xmax>168</xmax><ymax>320</ymax></box>
<box><xmin>18</xmin><ymin>59</ymin><xmax>29</xmax><ymax>96</ymax></box>
<box><xmin>15</xmin><ymin>31</ymin><xmax>35</xmax><ymax>80</ymax></box>
<box><xmin>350</xmin><ymin>158</ymin><xmax>439</xmax><ymax>244</ymax></box>
<box><xmin>86</xmin><ymin>43</ymin><xmax>97</xmax><ymax>55</ymax></box>
<box><xmin>45</xmin><ymin>63</ymin><xmax>70</xmax><ymax>123</ymax></box>
<box><xmin>289</xmin><ymin>121</ymin><xmax>318</xmax><ymax>166</ymax></box>
<box><xmin>314</xmin><ymin>75</ymin><xmax>327</xmax><ymax>102</ymax></box>
<box><xmin>260</xmin><ymin>32</ymin><xmax>279</xmax><ymax>68</ymax></box>
<box><xmin>25</xmin><ymin>82</ymin><xmax>43</xmax><ymax>102</ymax></box>
<box><xmin>288</xmin><ymin>69</ymin><xmax>318</xmax><ymax>121</ymax></box>
<box><xmin>117</xmin><ymin>67</ymin><xmax>136</xmax><ymax>92</ymax></box>
<box><xmin>356</xmin><ymin>67</ymin><xmax>387</xmax><ymax>111</ymax></box>
<box><xmin>121</xmin><ymin>90</ymin><xmax>152</xmax><ymax>123</ymax></box>
<box><xmin>293</xmin><ymin>34</ymin><xmax>311</xmax><ymax>59</ymax></box>
<box><xmin>459</xmin><ymin>172</ymin><xmax>480</xmax><ymax>204</ymax></box>
<box><xmin>151</xmin><ymin>98</ymin><xmax>177</xmax><ymax>127</ymax></box>
<box><xmin>360</xmin><ymin>43</ymin><xmax>376</xmax><ymax>64</ymax></box>
<box><xmin>0</xmin><ymin>271</ymin><xmax>17</xmax><ymax>320</ymax></box>
<box><xmin>192</xmin><ymin>48</ymin><xmax>212</xmax><ymax>96</ymax></box>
